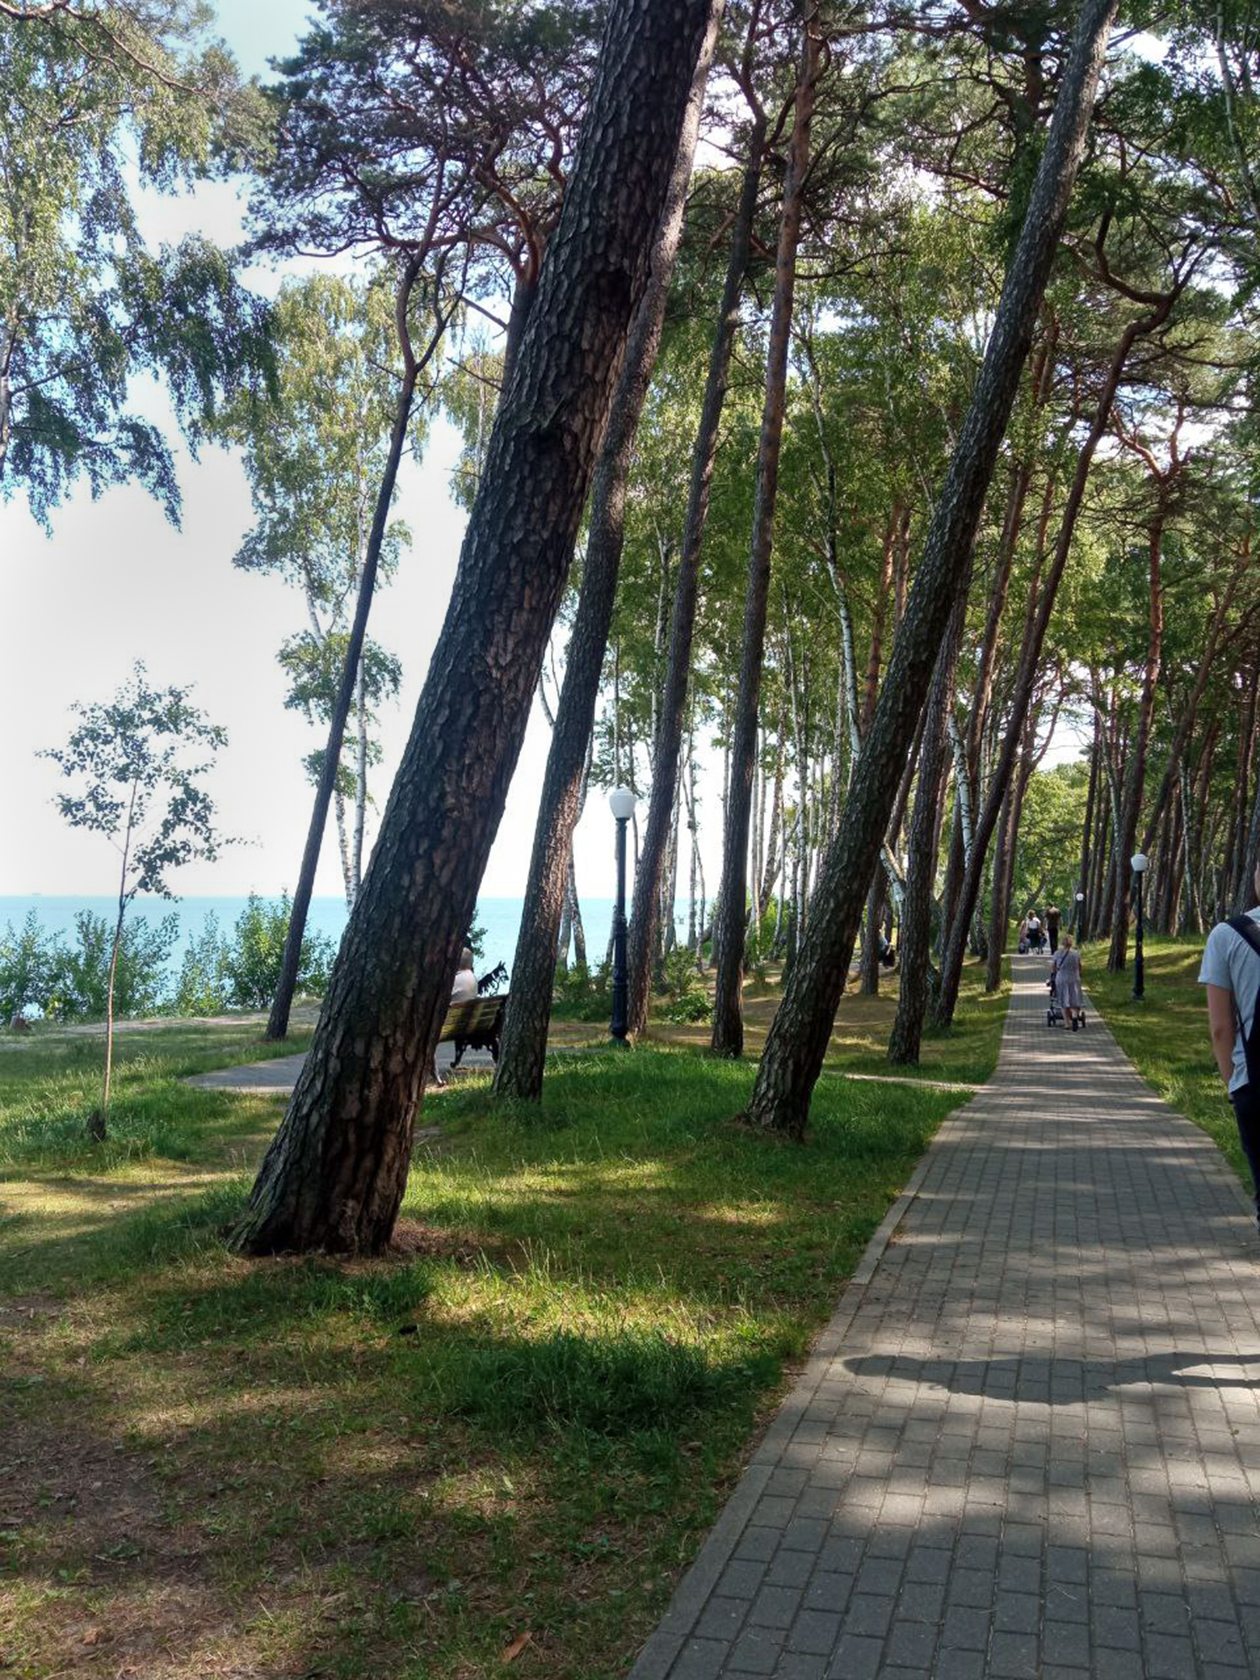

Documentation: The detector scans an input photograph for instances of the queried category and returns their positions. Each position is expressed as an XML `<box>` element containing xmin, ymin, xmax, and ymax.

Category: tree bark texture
<box><xmin>235</xmin><ymin>0</ymin><xmax>727</xmax><ymax>1251</ymax></box>
<box><xmin>489</xmin><ymin>12</ymin><xmax>720</xmax><ymax>1100</ymax></box>
<box><xmin>743</xmin><ymin>0</ymin><xmax>1118</xmax><ymax>1138</ymax></box>
<box><xmin>888</xmin><ymin>588</ymin><xmax>968</xmax><ymax>1065</ymax></box>
<box><xmin>711</xmin><ymin>14</ymin><xmax>820</xmax><ymax>1056</ymax></box>
<box><xmin>623</xmin><ymin>123</ymin><xmax>766</xmax><ymax>1038</ymax></box>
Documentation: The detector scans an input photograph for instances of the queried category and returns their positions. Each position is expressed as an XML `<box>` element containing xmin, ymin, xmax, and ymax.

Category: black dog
<box><xmin>477</xmin><ymin>961</ymin><xmax>507</xmax><ymax>996</ymax></box>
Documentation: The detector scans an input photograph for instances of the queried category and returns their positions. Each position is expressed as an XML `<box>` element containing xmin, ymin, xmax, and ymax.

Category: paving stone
<box><xmin>624</xmin><ymin>961</ymin><xmax>1260</xmax><ymax>1679</ymax></box>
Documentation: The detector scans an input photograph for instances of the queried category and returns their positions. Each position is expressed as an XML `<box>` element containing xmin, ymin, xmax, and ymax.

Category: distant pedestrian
<box><xmin>1201</xmin><ymin>862</ymin><xmax>1260</xmax><ymax>1231</ymax></box>
<box><xmin>1052</xmin><ymin>935</ymin><xmax>1085</xmax><ymax>1029</ymax></box>
<box><xmin>1027</xmin><ymin>910</ymin><xmax>1043</xmax><ymax>952</ymax></box>
<box><xmin>1046</xmin><ymin>904</ymin><xmax>1061</xmax><ymax>952</ymax></box>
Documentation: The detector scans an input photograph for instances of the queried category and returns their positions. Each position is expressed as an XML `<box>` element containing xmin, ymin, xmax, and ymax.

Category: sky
<box><xmin>1</xmin><ymin>0</ymin><xmax>1088</xmax><ymax>907</ymax></box>
<box><xmin>1</xmin><ymin>0</ymin><xmax>659</xmax><ymax>905</ymax></box>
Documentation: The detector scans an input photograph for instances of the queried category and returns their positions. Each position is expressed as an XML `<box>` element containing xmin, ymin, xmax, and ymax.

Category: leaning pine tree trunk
<box><xmin>623</xmin><ymin>118</ymin><xmax>766</xmax><ymax>1039</ymax></box>
<box><xmin>491</xmin><ymin>14</ymin><xmax>718</xmax><ymax>1101</ymax></box>
<box><xmin>266</xmin><ymin>258</ymin><xmax>424</xmax><ymax>1041</ymax></box>
<box><xmin>743</xmin><ymin>0</ymin><xmax>1119</xmax><ymax>1139</ymax></box>
<box><xmin>711</xmin><ymin>8</ymin><xmax>820</xmax><ymax>1056</ymax></box>
<box><xmin>887</xmin><ymin>591</ymin><xmax>969</xmax><ymax>1065</ymax></box>
<box><xmin>235</xmin><ymin>0</ymin><xmax>726</xmax><ymax>1253</ymax></box>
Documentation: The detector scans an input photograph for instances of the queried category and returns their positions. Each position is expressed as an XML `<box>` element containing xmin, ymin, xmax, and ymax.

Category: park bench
<box><xmin>431</xmin><ymin>993</ymin><xmax>507</xmax><ymax>1086</ymax></box>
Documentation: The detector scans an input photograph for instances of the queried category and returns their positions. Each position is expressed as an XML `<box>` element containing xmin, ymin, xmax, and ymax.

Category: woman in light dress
<box><xmin>1052</xmin><ymin>934</ymin><xmax>1085</xmax><ymax>1030</ymax></box>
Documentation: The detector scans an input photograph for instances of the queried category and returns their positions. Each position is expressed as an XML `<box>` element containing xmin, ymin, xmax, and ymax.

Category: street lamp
<box><xmin>1075</xmin><ymin>890</ymin><xmax>1085</xmax><ymax>937</ymax></box>
<box><xmin>608</xmin><ymin>786</ymin><xmax>635</xmax><ymax>1043</ymax></box>
<box><xmin>1131</xmin><ymin>851</ymin><xmax>1148</xmax><ymax>1001</ymax></box>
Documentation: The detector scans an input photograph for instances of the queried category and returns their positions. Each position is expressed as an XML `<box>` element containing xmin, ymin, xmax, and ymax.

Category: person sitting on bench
<box><xmin>450</xmin><ymin>947</ymin><xmax>477</xmax><ymax>1003</ymax></box>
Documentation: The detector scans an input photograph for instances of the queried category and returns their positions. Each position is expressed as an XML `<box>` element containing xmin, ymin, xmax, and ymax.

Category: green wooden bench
<box><xmin>431</xmin><ymin>993</ymin><xmax>507</xmax><ymax>1086</ymax></box>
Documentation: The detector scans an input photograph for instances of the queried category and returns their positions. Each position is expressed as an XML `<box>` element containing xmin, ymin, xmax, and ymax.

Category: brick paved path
<box><xmin>629</xmin><ymin>954</ymin><xmax>1260</xmax><ymax>1680</ymax></box>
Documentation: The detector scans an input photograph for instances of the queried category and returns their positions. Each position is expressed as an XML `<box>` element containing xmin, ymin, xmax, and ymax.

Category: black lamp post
<box><xmin>1131</xmin><ymin>850</ymin><xmax>1148</xmax><ymax>1001</ymax></box>
<box><xmin>608</xmin><ymin>786</ymin><xmax>635</xmax><ymax>1043</ymax></box>
<box><xmin>1075</xmin><ymin>889</ymin><xmax>1085</xmax><ymax>938</ymax></box>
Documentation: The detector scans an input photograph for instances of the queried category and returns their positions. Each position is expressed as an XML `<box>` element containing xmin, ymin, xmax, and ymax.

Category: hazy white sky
<box><xmin>1</xmin><ymin>0</ymin><xmax>653</xmax><ymax>906</ymax></box>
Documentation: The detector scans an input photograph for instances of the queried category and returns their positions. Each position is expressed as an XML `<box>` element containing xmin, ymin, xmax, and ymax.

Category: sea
<box><xmin>0</xmin><ymin>894</ymin><xmax>688</xmax><ymax>989</ymax></box>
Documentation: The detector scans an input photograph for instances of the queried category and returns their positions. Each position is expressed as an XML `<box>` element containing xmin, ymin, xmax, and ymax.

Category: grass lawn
<box><xmin>551</xmin><ymin>959</ymin><xmax>1009</xmax><ymax>1088</ymax></box>
<box><xmin>0</xmin><ymin>964</ymin><xmax>1005</xmax><ymax>1680</ymax></box>
<box><xmin>1083</xmin><ymin>935</ymin><xmax>1251</xmax><ymax>1192</ymax></box>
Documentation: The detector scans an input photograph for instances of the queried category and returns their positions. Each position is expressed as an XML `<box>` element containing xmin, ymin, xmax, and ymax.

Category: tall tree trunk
<box><xmin>859</xmin><ymin>874</ymin><xmax>884</xmax><ymax>994</ymax></box>
<box><xmin>96</xmin><ymin>782</ymin><xmax>137</xmax><ymax>1141</ymax></box>
<box><xmin>1108</xmin><ymin>510</ymin><xmax>1166</xmax><ymax>969</ymax></box>
<box><xmin>334</xmin><ymin>787</ymin><xmax>355</xmax><ymax>910</ymax></box>
<box><xmin>1230</xmin><ymin>648</ymin><xmax>1259</xmax><ymax>908</ymax></box>
<box><xmin>624</xmin><ymin>116</ymin><xmax>767</xmax><ymax>1036</ymax></box>
<box><xmin>266</xmin><ymin>258</ymin><xmax>426</xmax><ymax>1040</ymax></box>
<box><xmin>491</xmin><ymin>13</ymin><xmax>719</xmax><ymax>1098</ymax></box>
<box><xmin>888</xmin><ymin>589</ymin><xmax>968</xmax><ymax>1064</ymax></box>
<box><xmin>352</xmin><ymin>654</ymin><xmax>368</xmax><ymax>898</ymax></box>
<box><xmin>985</xmin><ymin>774</ymin><xmax>1018</xmax><ymax>990</ymax></box>
<box><xmin>1077</xmin><ymin>714</ymin><xmax>1099</xmax><ymax>936</ymax></box>
<box><xmin>932</xmin><ymin>281</ymin><xmax>1179</xmax><ymax>1026</ymax></box>
<box><xmin>1236</xmin><ymin>744</ymin><xmax>1260</xmax><ymax>912</ymax></box>
<box><xmin>1140</xmin><ymin>560</ymin><xmax>1243</xmax><ymax>855</ymax></box>
<box><xmin>743</xmin><ymin>0</ymin><xmax>1118</xmax><ymax>1138</ymax></box>
<box><xmin>235</xmin><ymin>0</ymin><xmax>726</xmax><ymax>1253</ymax></box>
<box><xmin>711</xmin><ymin>11</ymin><xmax>820</xmax><ymax>1056</ymax></box>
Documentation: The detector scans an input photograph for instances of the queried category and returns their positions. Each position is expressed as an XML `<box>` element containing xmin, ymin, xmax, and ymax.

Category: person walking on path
<box><xmin>1201</xmin><ymin>860</ymin><xmax>1260</xmax><ymax>1230</ymax></box>
<box><xmin>1046</xmin><ymin>902</ymin><xmax>1061</xmax><ymax>952</ymax></box>
<box><xmin>1051</xmin><ymin>932</ymin><xmax>1084</xmax><ymax>1028</ymax></box>
<box><xmin>1026</xmin><ymin>908</ymin><xmax>1043</xmax><ymax>951</ymax></box>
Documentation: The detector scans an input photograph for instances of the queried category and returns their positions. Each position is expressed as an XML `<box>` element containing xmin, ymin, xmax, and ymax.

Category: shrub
<box><xmin>54</xmin><ymin>910</ymin><xmax>179</xmax><ymax>1021</ymax></box>
<box><xmin>659</xmin><ymin>989</ymin><xmax>712</xmax><ymax>1024</ymax></box>
<box><xmin>221</xmin><ymin>893</ymin><xmax>336</xmax><ymax>1008</ymax></box>
<box><xmin>551</xmin><ymin>959</ymin><xmax>612</xmax><ymax>1021</ymax></box>
<box><xmin>173</xmin><ymin>913</ymin><xmax>232</xmax><ymax>1016</ymax></box>
<box><xmin>0</xmin><ymin>911</ymin><xmax>66</xmax><ymax>1022</ymax></box>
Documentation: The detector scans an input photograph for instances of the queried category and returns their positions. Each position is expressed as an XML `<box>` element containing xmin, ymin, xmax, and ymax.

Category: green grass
<box><xmin>1084</xmin><ymin>935</ymin><xmax>1250</xmax><ymax>1190</ymax></box>
<box><xmin>0</xmin><ymin>980</ymin><xmax>1002</xmax><ymax>1680</ymax></box>
<box><xmin>0</xmin><ymin>1015</ymin><xmax>314</xmax><ymax>1171</ymax></box>
<box><xmin>573</xmin><ymin>958</ymin><xmax>1011</xmax><ymax>1088</ymax></box>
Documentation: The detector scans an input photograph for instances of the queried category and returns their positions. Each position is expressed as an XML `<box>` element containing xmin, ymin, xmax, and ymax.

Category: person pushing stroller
<box><xmin>1050</xmin><ymin>935</ymin><xmax>1085</xmax><ymax>1030</ymax></box>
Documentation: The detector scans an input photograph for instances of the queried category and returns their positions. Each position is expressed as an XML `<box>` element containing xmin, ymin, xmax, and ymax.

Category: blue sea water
<box><xmin>0</xmin><ymin>893</ymin><xmax>687</xmax><ymax>990</ymax></box>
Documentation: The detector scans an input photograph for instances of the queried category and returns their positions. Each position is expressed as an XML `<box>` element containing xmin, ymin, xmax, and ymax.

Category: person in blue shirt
<box><xmin>1201</xmin><ymin>862</ymin><xmax>1260</xmax><ymax>1230</ymax></box>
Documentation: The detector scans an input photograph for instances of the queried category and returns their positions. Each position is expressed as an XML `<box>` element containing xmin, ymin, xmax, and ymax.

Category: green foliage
<box><xmin>220</xmin><ymin>894</ymin><xmax>336</xmax><ymax>1010</ymax></box>
<box><xmin>209</xmin><ymin>272</ymin><xmax>411</xmax><ymax>888</ymax></box>
<box><xmin>173</xmin><ymin>913</ymin><xmax>231</xmax><ymax>1016</ymax></box>
<box><xmin>41</xmin><ymin>663</ymin><xmax>229</xmax><ymax>901</ymax></box>
<box><xmin>0</xmin><ymin>10</ymin><xmax>272</xmax><ymax>521</ymax></box>
<box><xmin>656</xmin><ymin>946</ymin><xmax>712</xmax><ymax>1023</ymax></box>
<box><xmin>0</xmin><ymin>911</ymin><xmax>63</xmax><ymax>1022</ymax></box>
<box><xmin>659</xmin><ymin>989</ymin><xmax>713</xmax><ymax>1025</ymax></box>
<box><xmin>551</xmin><ymin>960</ymin><xmax>612</xmax><ymax>1021</ymax></box>
<box><xmin>55</xmin><ymin>910</ymin><xmax>179</xmax><ymax>1021</ymax></box>
<box><xmin>1010</xmin><ymin>763</ymin><xmax>1091</xmax><ymax>916</ymax></box>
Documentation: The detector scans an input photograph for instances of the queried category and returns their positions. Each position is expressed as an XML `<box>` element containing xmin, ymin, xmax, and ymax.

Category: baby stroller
<box><xmin>1045</xmin><ymin>969</ymin><xmax>1064</xmax><ymax>1028</ymax></box>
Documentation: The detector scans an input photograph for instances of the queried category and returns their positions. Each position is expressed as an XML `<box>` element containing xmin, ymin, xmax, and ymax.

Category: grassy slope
<box><xmin>0</xmin><ymin>967</ymin><xmax>1006</xmax><ymax>1680</ymax></box>
<box><xmin>1083</xmin><ymin>935</ymin><xmax>1249</xmax><ymax>1189</ymax></box>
